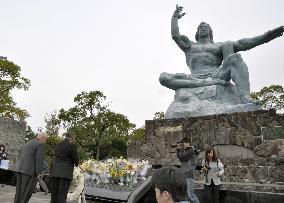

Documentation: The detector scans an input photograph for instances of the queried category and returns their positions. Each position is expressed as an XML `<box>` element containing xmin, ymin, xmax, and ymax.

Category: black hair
<box><xmin>151</xmin><ymin>167</ymin><xmax>187</xmax><ymax>202</ymax></box>
<box><xmin>205</xmin><ymin>146</ymin><xmax>218</xmax><ymax>162</ymax></box>
<box><xmin>0</xmin><ymin>144</ymin><xmax>5</xmax><ymax>151</ymax></box>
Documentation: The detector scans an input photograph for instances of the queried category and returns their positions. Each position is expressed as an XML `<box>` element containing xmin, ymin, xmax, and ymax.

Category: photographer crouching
<box><xmin>173</xmin><ymin>140</ymin><xmax>200</xmax><ymax>203</ymax></box>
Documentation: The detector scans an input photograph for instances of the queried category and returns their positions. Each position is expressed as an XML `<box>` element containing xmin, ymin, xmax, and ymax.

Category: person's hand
<box><xmin>176</xmin><ymin>143</ymin><xmax>182</xmax><ymax>149</ymax></box>
<box><xmin>174</xmin><ymin>4</ymin><xmax>186</xmax><ymax>19</ymax></box>
<box><xmin>264</xmin><ymin>26</ymin><xmax>284</xmax><ymax>43</ymax></box>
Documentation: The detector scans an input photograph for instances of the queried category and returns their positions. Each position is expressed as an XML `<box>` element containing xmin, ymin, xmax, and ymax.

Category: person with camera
<box><xmin>201</xmin><ymin>147</ymin><xmax>224</xmax><ymax>203</ymax></box>
<box><xmin>175</xmin><ymin>140</ymin><xmax>200</xmax><ymax>203</ymax></box>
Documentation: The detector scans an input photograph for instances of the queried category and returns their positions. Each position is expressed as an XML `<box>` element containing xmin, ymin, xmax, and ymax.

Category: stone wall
<box><xmin>128</xmin><ymin>109</ymin><xmax>284</xmax><ymax>192</ymax></box>
<box><xmin>0</xmin><ymin>117</ymin><xmax>26</xmax><ymax>171</ymax></box>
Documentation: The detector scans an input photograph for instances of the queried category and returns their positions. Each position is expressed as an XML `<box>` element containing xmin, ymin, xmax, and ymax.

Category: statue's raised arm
<box><xmin>233</xmin><ymin>26</ymin><xmax>284</xmax><ymax>52</ymax></box>
<box><xmin>171</xmin><ymin>5</ymin><xmax>191</xmax><ymax>51</ymax></box>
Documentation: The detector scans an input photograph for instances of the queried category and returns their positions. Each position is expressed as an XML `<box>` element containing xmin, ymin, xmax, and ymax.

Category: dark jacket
<box><xmin>177</xmin><ymin>147</ymin><xmax>197</xmax><ymax>178</ymax></box>
<box><xmin>16</xmin><ymin>138</ymin><xmax>45</xmax><ymax>176</ymax></box>
<box><xmin>50</xmin><ymin>139</ymin><xmax>79</xmax><ymax>180</ymax></box>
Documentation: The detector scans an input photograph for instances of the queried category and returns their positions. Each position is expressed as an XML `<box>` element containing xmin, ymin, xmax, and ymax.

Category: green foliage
<box><xmin>25</xmin><ymin>125</ymin><xmax>36</xmax><ymax>142</ymax></box>
<box><xmin>251</xmin><ymin>85</ymin><xmax>284</xmax><ymax>111</ymax></box>
<box><xmin>58</xmin><ymin>91</ymin><xmax>135</xmax><ymax>160</ymax></box>
<box><xmin>153</xmin><ymin>111</ymin><xmax>165</xmax><ymax>120</ymax></box>
<box><xmin>129</xmin><ymin>126</ymin><xmax>145</xmax><ymax>141</ymax></box>
<box><xmin>98</xmin><ymin>137</ymin><xmax>128</xmax><ymax>159</ymax></box>
<box><xmin>45</xmin><ymin>135</ymin><xmax>62</xmax><ymax>167</ymax></box>
<box><xmin>0</xmin><ymin>56</ymin><xmax>30</xmax><ymax>120</ymax></box>
<box><xmin>44</xmin><ymin>111</ymin><xmax>61</xmax><ymax>136</ymax></box>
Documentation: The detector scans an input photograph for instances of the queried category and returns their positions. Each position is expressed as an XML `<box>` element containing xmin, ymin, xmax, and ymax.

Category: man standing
<box><xmin>50</xmin><ymin>131</ymin><xmax>79</xmax><ymax>203</ymax></box>
<box><xmin>176</xmin><ymin>141</ymin><xmax>200</xmax><ymax>203</ymax></box>
<box><xmin>14</xmin><ymin>132</ymin><xmax>48</xmax><ymax>203</ymax></box>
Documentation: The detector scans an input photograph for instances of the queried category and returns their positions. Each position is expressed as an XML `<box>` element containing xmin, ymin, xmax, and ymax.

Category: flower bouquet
<box><xmin>80</xmin><ymin>157</ymin><xmax>151</xmax><ymax>186</ymax></box>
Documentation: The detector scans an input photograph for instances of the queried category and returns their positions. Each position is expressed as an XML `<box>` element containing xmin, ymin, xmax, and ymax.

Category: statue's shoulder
<box><xmin>214</xmin><ymin>42</ymin><xmax>224</xmax><ymax>47</ymax></box>
<box><xmin>180</xmin><ymin>35</ymin><xmax>195</xmax><ymax>45</ymax></box>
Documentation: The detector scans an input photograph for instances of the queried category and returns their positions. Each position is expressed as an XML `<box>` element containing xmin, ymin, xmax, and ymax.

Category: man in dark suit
<box><xmin>14</xmin><ymin>132</ymin><xmax>48</xmax><ymax>203</ymax></box>
<box><xmin>50</xmin><ymin>131</ymin><xmax>79</xmax><ymax>203</ymax></box>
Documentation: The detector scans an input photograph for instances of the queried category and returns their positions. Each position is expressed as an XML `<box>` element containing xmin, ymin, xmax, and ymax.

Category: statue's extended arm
<box><xmin>171</xmin><ymin>5</ymin><xmax>191</xmax><ymax>50</ymax></box>
<box><xmin>233</xmin><ymin>26</ymin><xmax>284</xmax><ymax>52</ymax></box>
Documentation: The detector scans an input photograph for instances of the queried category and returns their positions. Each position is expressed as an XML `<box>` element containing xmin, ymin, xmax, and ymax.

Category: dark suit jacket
<box><xmin>16</xmin><ymin>138</ymin><xmax>45</xmax><ymax>176</ymax></box>
<box><xmin>50</xmin><ymin>139</ymin><xmax>79</xmax><ymax>180</ymax></box>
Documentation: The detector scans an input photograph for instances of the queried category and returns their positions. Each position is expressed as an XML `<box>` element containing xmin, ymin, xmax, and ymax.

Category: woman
<box><xmin>202</xmin><ymin>147</ymin><xmax>224</xmax><ymax>203</ymax></box>
<box><xmin>0</xmin><ymin>144</ymin><xmax>8</xmax><ymax>167</ymax></box>
<box><xmin>0</xmin><ymin>144</ymin><xmax>7</xmax><ymax>163</ymax></box>
<box><xmin>0</xmin><ymin>144</ymin><xmax>8</xmax><ymax>187</ymax></box>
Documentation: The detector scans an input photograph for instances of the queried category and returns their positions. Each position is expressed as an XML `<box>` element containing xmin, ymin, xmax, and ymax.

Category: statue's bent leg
<box><xmin>159</xmin><ymin>72</ymin><xmax>219</xmax><ymax>90</ymax></box>
<box><xmin>227</xmin><ymin>53</ymin><xmax>259</xmax><ymax>104</ymax></box>
<box><xmin>159</xmin><ymin>72</ymin><xmax>177</xmax><ymax>90</ymax></box>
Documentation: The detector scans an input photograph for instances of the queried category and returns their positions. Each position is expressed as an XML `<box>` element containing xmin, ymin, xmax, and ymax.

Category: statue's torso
<box><xmin>185</xmin><ymin>43</ymin><xmax>223</xmax><ymax>76</ymax></box>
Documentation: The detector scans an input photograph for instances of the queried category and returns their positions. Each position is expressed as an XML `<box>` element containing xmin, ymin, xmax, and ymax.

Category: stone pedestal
<box><xmin>128</xmin><ymin>109</ymin><xmax>284</xmax><ymax>193</ymax></box>
<box><xmin>165</xmin><ymin>84</ymin><xmax>262</xmax><ymax>119</ymax></box>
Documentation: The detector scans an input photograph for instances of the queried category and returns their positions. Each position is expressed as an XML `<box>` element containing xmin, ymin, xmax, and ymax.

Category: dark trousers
<box><xmin>14</xmin><ymin>172</ymin><xmax>37</xmax><ymax>203</ymax></box>
<box><xmin>50</xmin><ymin>177</ymin><xmax>71</xmax><ymax>203</ymax></box>
<box><xmin>203</xmin><ymin>179</ymin><xmax>220</xmax><ymax>203</ymax></box>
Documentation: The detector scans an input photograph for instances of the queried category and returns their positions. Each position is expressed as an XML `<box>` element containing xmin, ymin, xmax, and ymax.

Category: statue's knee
<box><xmin>159</xmin><ymin>73</ymin><xmax>171</xmax><ymax>86</ymax></box>
<box><xmin>227</xmin><ymin>53</ymin><xmax>244</xmax><ymax>66</ymax></box>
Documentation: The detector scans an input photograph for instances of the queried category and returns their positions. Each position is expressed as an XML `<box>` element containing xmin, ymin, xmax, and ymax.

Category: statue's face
<box><xmin>198</xmin><ymin>23</ymin><xmax>210</xmax><ymax>38</ymax></box>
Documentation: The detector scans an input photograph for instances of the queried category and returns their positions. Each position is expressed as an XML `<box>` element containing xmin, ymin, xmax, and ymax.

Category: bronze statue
<box><xmin>160</xmin><ymin>5</ymin><xmax>284</xmax><ymax>105</ymax></box>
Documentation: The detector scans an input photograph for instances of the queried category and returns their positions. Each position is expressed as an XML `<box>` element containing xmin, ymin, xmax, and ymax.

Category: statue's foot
<box><xmin>240</xmin><ymin>96</ymin><xmax>260</xmax><ymax>105</ymax></box>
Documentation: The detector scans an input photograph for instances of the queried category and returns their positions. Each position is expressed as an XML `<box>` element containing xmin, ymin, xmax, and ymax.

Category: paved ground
<box><xmin>0</xmin><ymin>185</ymin><xmax>50</xmax><ymax>203</ymax></box>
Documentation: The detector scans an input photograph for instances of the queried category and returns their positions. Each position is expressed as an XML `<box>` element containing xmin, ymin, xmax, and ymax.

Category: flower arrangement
<box><xmin>80</xmin><ymin>157</ymin><xmax>151</xmax><ymax>185</ymax></box>
<box><xmin>68</xmin><ymin>166</ymin><xmax>85</xmax><ymax>202</ymax></box>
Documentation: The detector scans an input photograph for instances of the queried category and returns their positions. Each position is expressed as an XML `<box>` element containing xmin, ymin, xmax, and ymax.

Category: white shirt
<box><xmin>202</xmin><ymin>159</ymin><xmax>224</xmax><ymax>185</ymax></box>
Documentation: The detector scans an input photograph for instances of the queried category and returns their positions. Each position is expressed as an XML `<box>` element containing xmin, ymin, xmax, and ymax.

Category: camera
<box><xmin>171</xmin><ymin>141</ymin><xmax>183</xmax><ymax>148</ymax></box>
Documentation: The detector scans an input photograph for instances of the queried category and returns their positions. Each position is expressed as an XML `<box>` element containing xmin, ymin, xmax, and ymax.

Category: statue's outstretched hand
<box><xmin>174</xmin><ymin>4</ymin><xmax>186</xmax><ymax>19</ymax></box>
<box><xmin>264</xmin><ymin>26</ymin><xmax>284</xmax><ymax>43</ymax></box>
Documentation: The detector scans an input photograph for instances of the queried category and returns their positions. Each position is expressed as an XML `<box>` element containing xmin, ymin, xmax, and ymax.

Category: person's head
<box><xmin>152</xmin><ymin>167</ymin><xmax>187</xmax><ymax>203</ymax></box>
<box><xmin>195</xmin><ymin>22</ymin><xmax>213</xmax><ymax>43</ymax></box>
<box><xmin>205</xmin><ymin>146</ymin><xmax>218</xmax><ymax>161</ymax></box>
<box><xmin>0</xmin><ymin>144</ymin><xmax>5</xmax><ymax>152</ymax></box>
<box><xmin>65</xmin><ymin>131</ymin><xmax>76</xmax><ymax>143</ymax></box>
<box><xmin>37</xmin><ymin>132</ymin><xmax>48</xmax><ymax>143</ymax></box>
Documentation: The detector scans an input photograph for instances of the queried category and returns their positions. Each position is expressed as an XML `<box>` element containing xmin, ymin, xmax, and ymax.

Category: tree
<box><xmin>0</xmin><ymin>56</ymin><xmax>30</xmax><ymax>120</ymax></box>
<box><xmin>43</xmin><ymin>111</ymin><xmax>62</xmax><ymax>166</ymax></box>
<box><xmin>25</xmin><ymin>125</ymin><xmax>36</xmax><ymax>142</ymax></box>
<box><xmin>153</xmin><ymin>111</ymin><xmax>165</xmax><ymax>120</ymax></box>
<box><xmin>58</xmin><ymin>91</ymin><xmax>135</xmax><ymax>160</ymax></box>
<box><xmin>44</xmin><ymin>111</ymin><xmax>61</xmax><ymax>136</ymax></box>
<box><xmin>251</xmin><ymin>85</ymin><xmax>284</xmax><ymax>111</ymax></box>
<box><xmin>129</xmin><ymin>126</ymin><xmax>145</xmax><ymax>141</ymax></box>
<box><xmin>44</xmin><ymin>135</ymin><xmax>62</xmax><ymax>167</ymax></box>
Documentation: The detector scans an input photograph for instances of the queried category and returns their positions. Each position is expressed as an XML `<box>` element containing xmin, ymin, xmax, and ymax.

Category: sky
<box><xmin>0</xmin><ymin>0</ymin><xmax>283</xmax><ymax>131</ymax></box>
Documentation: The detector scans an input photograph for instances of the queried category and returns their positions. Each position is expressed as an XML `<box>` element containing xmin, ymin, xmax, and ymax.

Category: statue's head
<box><xmin>195</xmin><ymin>22</ymin><xmax>213</xmax><ymax>43</ymax></box>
